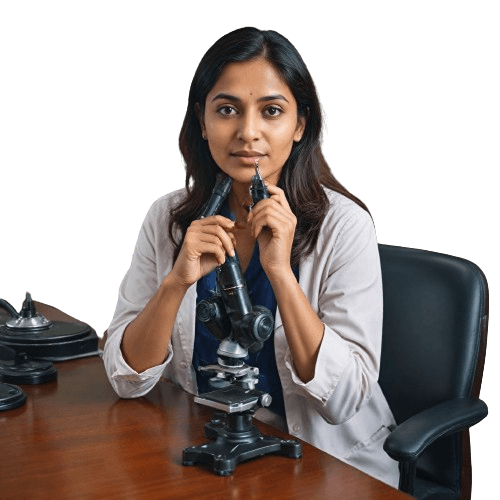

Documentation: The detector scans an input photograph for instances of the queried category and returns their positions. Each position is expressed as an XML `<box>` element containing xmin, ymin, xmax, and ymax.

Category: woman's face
<box><xmin>200</xmin><ymin>58</ymin><xmax>305</xmax><ymax>186</ymax></box>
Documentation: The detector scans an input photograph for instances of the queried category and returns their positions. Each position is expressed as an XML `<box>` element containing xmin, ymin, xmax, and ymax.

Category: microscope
<box><xmin>182</xmin><ymin>164</ymin><xmax>302</xmax><ymax>475</ymax></box>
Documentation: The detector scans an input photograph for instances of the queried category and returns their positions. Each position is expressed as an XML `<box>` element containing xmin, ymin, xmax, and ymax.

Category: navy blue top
<box><xmin>192</xmin><ymin>204</ymin><xmax>299</xmax><ymax>417</ymax></box>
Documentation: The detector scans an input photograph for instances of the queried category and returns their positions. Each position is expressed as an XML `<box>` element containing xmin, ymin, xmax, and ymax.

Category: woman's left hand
<box><xmin>246</xmin><ymin>184</ymin><xmax>296</xmax><ymax>278</ymax></box>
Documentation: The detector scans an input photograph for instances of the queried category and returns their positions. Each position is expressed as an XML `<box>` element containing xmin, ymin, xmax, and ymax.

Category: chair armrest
<box><xmin>383</xmin><ymin>398</ymin><xmax>487</xmax><ymax>463</ymax></box>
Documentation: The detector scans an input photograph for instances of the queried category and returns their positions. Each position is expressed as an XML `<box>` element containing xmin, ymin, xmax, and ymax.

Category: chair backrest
<box><xmin>378</xmin><ymin>244</ymin><xmax>488</xmax><ymax>493</ymax></box>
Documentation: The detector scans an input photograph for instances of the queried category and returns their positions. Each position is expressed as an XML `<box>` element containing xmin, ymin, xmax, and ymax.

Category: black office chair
<box><xmin>378</xmin><ymin>245</ymin><xmax>488</xmax><ymax>499</ymax></box>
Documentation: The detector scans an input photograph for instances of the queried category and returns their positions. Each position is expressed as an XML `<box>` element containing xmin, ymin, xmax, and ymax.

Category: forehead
<box><xmin>207</xmin><ymin>58</ymin><xmax>294</xmax><ymax>100</ymax></box>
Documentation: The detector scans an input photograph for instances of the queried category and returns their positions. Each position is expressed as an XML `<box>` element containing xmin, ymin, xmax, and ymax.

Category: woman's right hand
<box><xmin>170</xmin><ymin>215</ymin><xmax>236</xmax><ymax>288</ymax></box>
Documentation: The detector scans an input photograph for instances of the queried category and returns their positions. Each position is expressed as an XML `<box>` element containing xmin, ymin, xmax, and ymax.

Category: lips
<box><xmin>231</xmin><ymin>150</ymin><xmax>265</xmax><ymax>157</ymax></box>
<box><xmin>231</xmin><ymin>151</ymin><xmax>265</xmax><ymax>166</ymax></box>
<box><xmin>235</xmin><ymin>157</ymin><xmax>262</xmax><ymax>166</ymax></box>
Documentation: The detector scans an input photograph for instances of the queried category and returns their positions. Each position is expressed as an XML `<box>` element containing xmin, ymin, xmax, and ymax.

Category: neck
<box><xmin>228</xmin><ymin>181</ymin><xmax>253</xmax><ymax>224</ymax></box>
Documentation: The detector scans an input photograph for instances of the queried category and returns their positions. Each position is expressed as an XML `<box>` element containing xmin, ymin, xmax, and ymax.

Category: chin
<box><xmin>217</xmin><ymin>168</ymin><xmax>254</xmax><ymax>184</ymax></box>
<box><xmin>229</xmin><ymin>173</ymin><xmax>255</xmax><ymax>185</ymax></box>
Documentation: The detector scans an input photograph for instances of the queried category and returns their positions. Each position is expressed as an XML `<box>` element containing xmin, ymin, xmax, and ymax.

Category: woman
<box><xmin>103</xmin><ymin>27</ymin><xmax>399</xmax><ymax>486</ymax></box>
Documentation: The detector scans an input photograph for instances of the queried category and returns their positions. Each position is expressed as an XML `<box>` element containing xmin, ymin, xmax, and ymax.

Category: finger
<box><xmin>263</xmin><ymin>184</ymin><xmax>291</xmax><ymax>210</ymax></box>
<box><xmin>251</xmin><ymin>210</ymin><xmax>295</xmax><ymax>239</ymax></box>
<box><xmin>190</xmin><ymin>217</ymin><xmax>235</xmax><ymax>239</ymax></box>
<box><xmin>198</xmin><ymin>215</ymin><xmax>235</xmax><ymax>229</ymax></box>
<box><xmin>190</xmin><ymin>221</ymin><xmax>236</xmax><ymax>257</ymax></box>
<box><xmin>202</xmin><ymin>224</ymin><xmax>236</xmax><ymax>257</ymax></box>
<box><xmin>247</xmin><ymin>197</ymin><xmax>287</xmax><ymax>224</ymax></box>
<box><xmin>226</xmin><ymin>230</ymin><xmax>237</xmax><ymax>247</ymax></box>
<box><xmin>189</xmin><ymin>233</ymin><xmax>226</xmax><ymax>261</ymax></box>
<box><xmin>255</xmin><ymin>201</ymin><xmax>295</xmax><ymax>225</ymax></box>
<box><xmin>201</xmin><ymin>242</ymin><xmax>227</xmax><ymax>266</ymax></box>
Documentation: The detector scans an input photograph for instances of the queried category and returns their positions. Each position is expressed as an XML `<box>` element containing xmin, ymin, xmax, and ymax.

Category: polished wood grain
<box><xmin>0</xmin><ymin>356</ymin><xmax>414</xmax><ymax>500</ymax></box>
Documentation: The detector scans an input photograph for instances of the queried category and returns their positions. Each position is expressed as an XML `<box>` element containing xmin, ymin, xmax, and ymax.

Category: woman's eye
<box><xmin>265</xmin><ymin>106</ymin><xmax>282</xmax><ymax>117</ymax></box>
<box><xmin>218</xmin><ymin>106</ymin><xmax>237</xmax><ymax>116</ymax></box>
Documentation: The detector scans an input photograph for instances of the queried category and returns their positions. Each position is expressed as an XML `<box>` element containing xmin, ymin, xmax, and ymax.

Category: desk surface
<box><xmin>0</xmin><ymin>356</ymin><xmax>412</xmax><ymax>500</ymax></box>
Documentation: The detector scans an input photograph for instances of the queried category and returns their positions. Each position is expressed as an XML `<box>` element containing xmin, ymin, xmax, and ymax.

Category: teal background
<box><xmin>1</xmin><ymin>3</ymin><xmax>497</xmax><ymax>497</ymax></box>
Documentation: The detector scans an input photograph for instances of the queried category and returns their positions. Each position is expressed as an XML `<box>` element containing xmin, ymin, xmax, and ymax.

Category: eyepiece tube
<box><xmin>201</xmin><ymin>174</ymin><xmax>233</xmax><ymax>218</ymax></box>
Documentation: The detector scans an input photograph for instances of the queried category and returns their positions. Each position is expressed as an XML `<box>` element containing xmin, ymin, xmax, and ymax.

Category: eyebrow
<box><xmin>211</xmin><ymin>92</ymin><xmax>289</xmax><ymax>104</ymax></box>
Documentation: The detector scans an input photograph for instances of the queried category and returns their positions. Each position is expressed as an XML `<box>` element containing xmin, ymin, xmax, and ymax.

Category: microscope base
<box><xmin>182</xmin><ymin>411</ymin><xmax>302</xmax><ymax>476</ymax></box>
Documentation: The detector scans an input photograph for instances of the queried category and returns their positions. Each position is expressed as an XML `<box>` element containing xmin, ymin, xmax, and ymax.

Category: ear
<box><xmin>194</xmin><ymin>103</ymin><xmax>206</xmax><ymax>137</ymax></box>
<box><xmin>294</xmin><ymin>113</ymin><xmax>306</xmax><ymax>142</ymax></box>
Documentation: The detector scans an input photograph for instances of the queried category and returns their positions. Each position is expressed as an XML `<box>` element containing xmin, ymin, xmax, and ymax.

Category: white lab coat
<box><xmin>103</xmin><ymin>187</ymin><xmax>399</xmax><ymax>487</ymax></box>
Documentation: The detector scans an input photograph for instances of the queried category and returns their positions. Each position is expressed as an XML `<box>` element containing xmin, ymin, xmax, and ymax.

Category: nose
<box><xmin>236</xmin><ymin>109</ymin><xmax>262</xmax><ymax>143</ymax></box>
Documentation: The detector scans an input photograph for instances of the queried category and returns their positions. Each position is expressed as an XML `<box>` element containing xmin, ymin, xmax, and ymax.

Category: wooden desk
<box><xmin>0</xmin><ymin>356</ymin><xmax>413</xmax><ymax>499</ymax></box>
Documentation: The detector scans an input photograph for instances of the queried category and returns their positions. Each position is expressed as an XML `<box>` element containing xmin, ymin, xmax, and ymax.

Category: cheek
<box><xmin>270</xmin><ymin>122</ymin><xmax>299</xmax><ymax>154</ymax></box>
<box><xmin>208</xmin><ymin>142</ymin><xmax>224</xmax><ymax>167</ymax></box>
<box><xmin>206</xmin><ymin>121</ymin><xmax>233</xmax><ymax>148</ymax></box>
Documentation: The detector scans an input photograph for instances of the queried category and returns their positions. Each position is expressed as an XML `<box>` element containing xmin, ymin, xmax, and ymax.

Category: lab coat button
<box><xmin>293</xmin><ymin>424</ymin><xmax>301</xmax><ymax>433</ymax></box>
<box><xmin>180</xmin><ymin>362</ymin><xmax>188</xmax><ymax>369</ymax></box>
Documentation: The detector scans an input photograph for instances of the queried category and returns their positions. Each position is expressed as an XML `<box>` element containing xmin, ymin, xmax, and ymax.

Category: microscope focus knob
<box><xmin>252</xmin><ymin>313</ymin><xmax>274</xmax><ymax>341</ymax></box>
<box><xmin>196</xmin><ymin>296</ymin><xmax>231</xmax><ymax>342</ymax></box>
<box><xmin>246</xmin><ymin>306</ymin><xmax>274</xmax><ymax>340</ymax></box>
<box><xmin>237</xmin><ymin>306</ymin><xmax>274</xmax><ymax>353</ymax></box>
<box><xmin>196</xmin><ymin>300</ymin><xmax>217</xmax><ymax>322</ymax></box>
<box><xmin>259</xmin><ymin>394</ymin><xmax>272</xmax><ymax>408</ymax></box>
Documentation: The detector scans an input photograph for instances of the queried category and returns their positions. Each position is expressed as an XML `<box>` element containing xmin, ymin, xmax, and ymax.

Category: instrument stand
<box><xmin>182</xmin><ymin>385</ymin><xmax>302</xmax><ymax>476</ymax></box>
<box><xmin>0</xmin><ymin>382</ymin><xmax>26</xmax><ymax>411</ymax></box>
<box><xmin>0</xmin><ymin>293</ymin><xmax>99</xmax><ymax>361</ymax></box>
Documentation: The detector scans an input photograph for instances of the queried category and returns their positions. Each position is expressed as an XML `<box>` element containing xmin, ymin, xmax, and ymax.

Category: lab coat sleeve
<box><xmin>102</xmin><ymin>197</ymin><xmax>174</xmax><ymax>398</ymax></box>
<box><xmin>285</xmin><ymin>207</ymin><xmax>383</xmax><ymax>424</ymax></box>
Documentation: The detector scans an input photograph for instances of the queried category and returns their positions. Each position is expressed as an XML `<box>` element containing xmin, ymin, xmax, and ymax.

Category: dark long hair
<box><xmin>170</xmin><ymin>27</ymin><xmax>369</xmax><ymax>267</ymax></box>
